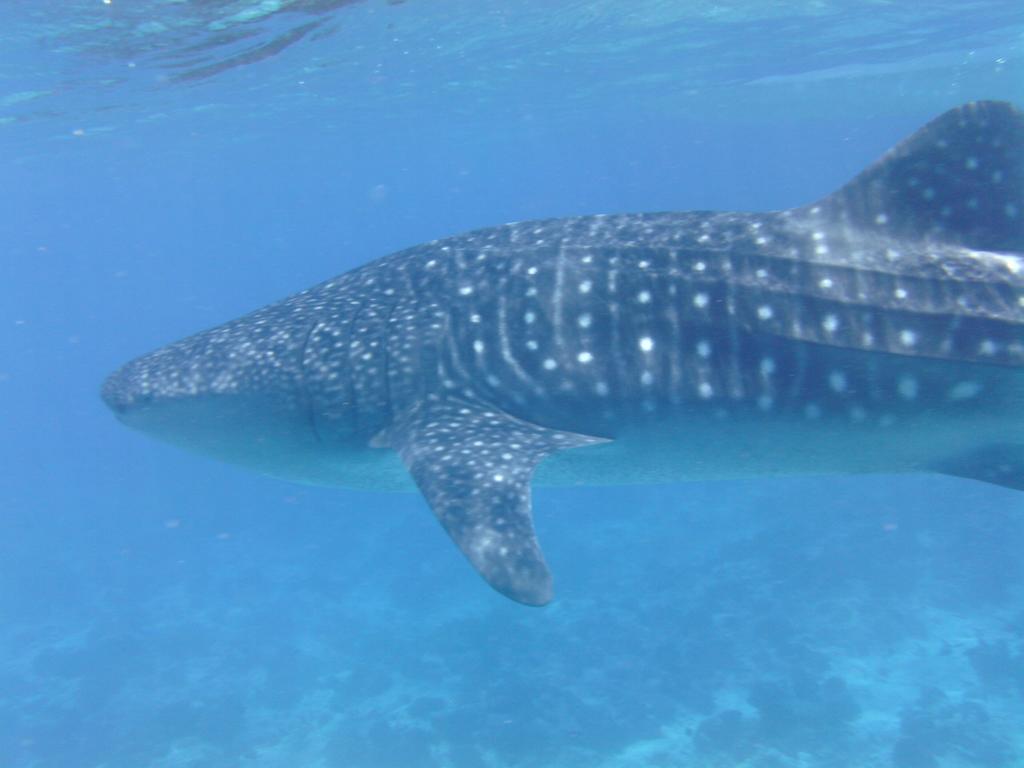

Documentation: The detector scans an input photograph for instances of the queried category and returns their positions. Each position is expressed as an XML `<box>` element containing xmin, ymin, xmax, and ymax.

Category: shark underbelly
<box><xmin>311</xmin><ymin>383</ymin><xmax>1024</xmax><ymax>491</ymax></box>
<box><xmin>308</xmin><ymin>353</ymin><xmax>1024</xmax><ymax>492</ymax></box>
<box><xmin>534</xmin><ymin>402</ymin><xmax>1023</xmax><ymax>486</ymax></box>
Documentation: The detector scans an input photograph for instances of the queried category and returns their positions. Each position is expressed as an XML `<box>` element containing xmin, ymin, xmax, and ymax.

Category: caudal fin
<box><xmin>812</xmin><ymin>100</ymin><xmax>1023</xmax><ymax>252</ymax></box>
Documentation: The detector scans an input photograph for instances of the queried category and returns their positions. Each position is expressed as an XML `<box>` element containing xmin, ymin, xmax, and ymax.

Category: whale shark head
<box><xmin>101</xmin><ymin>278</ymin><xmax>415</xmax><ymax>490</ymax></box>
<box><xmin>101</xmin><ymin>304</ymin><xmax>330</xmax><ymax>477</ymax></box>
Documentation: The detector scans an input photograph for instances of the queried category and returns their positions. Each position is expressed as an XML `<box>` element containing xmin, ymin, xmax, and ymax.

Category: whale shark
<box><xmin>103</xmin><ymin>101</ymin><xmax>1024</xmax><ymax>605</ymax></box>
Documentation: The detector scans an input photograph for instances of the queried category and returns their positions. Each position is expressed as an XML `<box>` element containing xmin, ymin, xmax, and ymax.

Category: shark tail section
<box><xmin>811</xmin><ymin>100</ymin><xmax>1023</xmax><ymax>252</ymax></box>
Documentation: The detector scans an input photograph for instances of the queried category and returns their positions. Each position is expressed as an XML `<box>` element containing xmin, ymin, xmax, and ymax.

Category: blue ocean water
<box><xmin>2</xmin><ymin>2</ymin><xmax>1024</xmax><ymax>766</ymax></box>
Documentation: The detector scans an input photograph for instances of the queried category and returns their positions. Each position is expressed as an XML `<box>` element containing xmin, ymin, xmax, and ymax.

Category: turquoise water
<box><xmin>2</xmin><ymin>2</ymin><xmax>1024</xmax><ymax>766</ymax></box>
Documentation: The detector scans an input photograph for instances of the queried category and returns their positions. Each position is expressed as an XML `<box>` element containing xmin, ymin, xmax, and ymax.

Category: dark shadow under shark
<box><xmin>104</xmin><ymin>101</ymin><xmax>1024</xmax><ymax>605</ymax></box>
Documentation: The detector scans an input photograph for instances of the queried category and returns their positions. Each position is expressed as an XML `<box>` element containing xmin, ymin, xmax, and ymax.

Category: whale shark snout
<box><xmin>101</xmin><ymin>365</ymin><xmax>142</xmax><ymax>416</ymax></box>
<box><xmin>102</xmin><ymin>355</ymin><xmax>170</xmax><ymax>418</ymax></box>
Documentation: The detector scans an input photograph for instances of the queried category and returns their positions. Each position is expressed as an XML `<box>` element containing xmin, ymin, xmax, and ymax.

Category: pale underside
<box><xmin>268</xmin><ymin>353</ymin><xmax>1024</xmax><ymax>493</ymax></box>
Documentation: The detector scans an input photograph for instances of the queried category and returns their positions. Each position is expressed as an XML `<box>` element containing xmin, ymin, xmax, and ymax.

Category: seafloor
<box><xmin>4</xmin><ymin>476</ymin><xmax>1022</xmax><ymax>768</ymax></box>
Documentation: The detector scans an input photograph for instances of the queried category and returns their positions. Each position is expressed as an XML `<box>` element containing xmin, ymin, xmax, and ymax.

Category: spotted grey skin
<box><xmin>103</xmin><ymin>101</ymin><xmax>1024</xmax><ymax>606</ymax></box>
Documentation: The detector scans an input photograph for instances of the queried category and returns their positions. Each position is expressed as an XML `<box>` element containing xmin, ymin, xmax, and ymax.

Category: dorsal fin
<box><xmin>810</xmin><ymin>100</ymin><xmax>1023</xmax><ymax>252</ymax></box>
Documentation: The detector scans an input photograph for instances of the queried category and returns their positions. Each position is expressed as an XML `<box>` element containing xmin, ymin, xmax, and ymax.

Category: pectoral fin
<box><xmin>932</xmin><ymin>443</ymin><xmax>1024</xmax><ymax>492</ymax></box>
<box><xmin>386</xmin><ymin>397</ymin><xmax>606</xmax><ymax>605</ymax></box>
